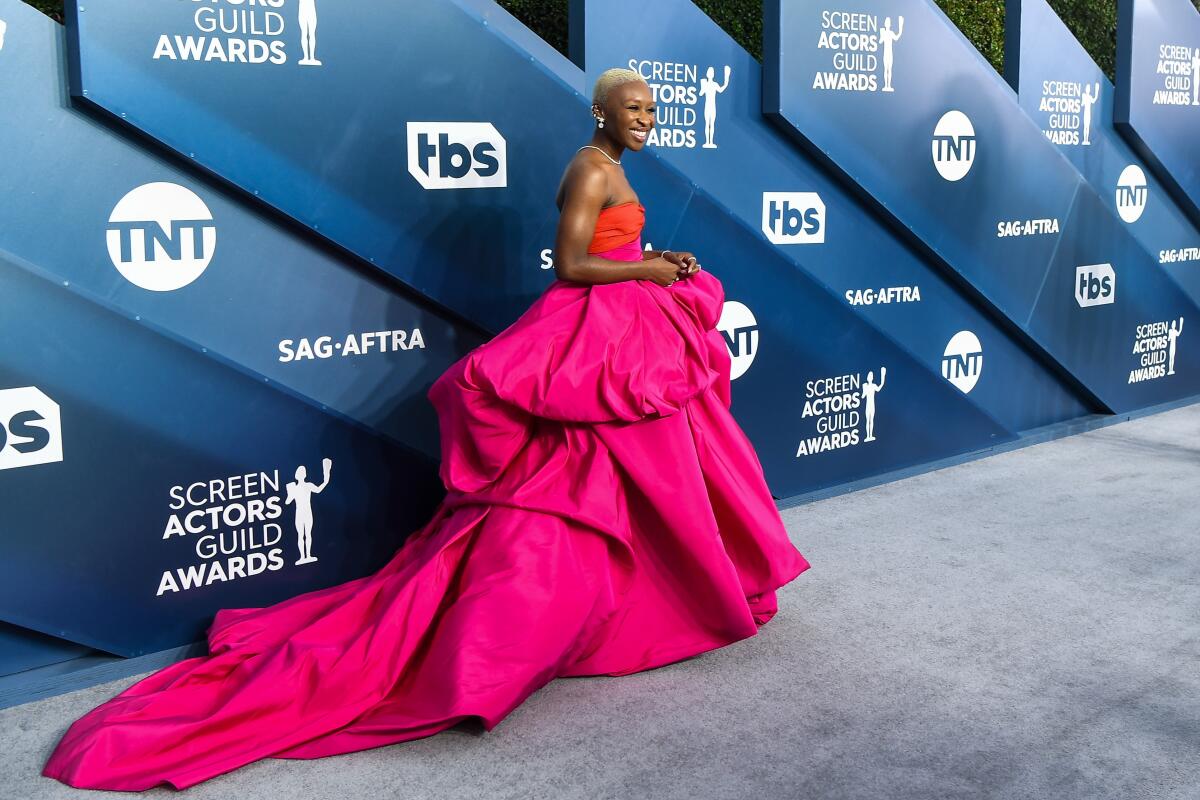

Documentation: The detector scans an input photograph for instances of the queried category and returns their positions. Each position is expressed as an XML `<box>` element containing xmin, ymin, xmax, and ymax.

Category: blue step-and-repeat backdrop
<box><xmin>1115</xmin><ymin>0</ymin><xmax>1200</xmax><ymax>228</ymax></box>
<box><xmin>0</xmin><ymin>0</ymin><xmax>1196</xmax><ymax>668</ymax></box>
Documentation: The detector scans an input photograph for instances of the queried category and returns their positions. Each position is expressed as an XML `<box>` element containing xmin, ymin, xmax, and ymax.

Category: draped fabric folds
<box><xmin>42</xmin><ymin>202</ymin><xmax>809</xmax><ymax>791</ymax></box>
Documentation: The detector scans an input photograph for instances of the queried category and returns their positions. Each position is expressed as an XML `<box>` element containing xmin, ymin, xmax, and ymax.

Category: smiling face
<box><xmin>595</xmin><ymin>80</ymin><xmax>655</xmax><ymax>152</ymax></box>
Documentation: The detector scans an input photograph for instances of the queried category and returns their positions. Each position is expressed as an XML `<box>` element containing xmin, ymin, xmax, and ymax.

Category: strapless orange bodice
<box><xmin>588</xmin><ymin>201</ymin><xmax>645</xmax><ymax>254</ymax></box>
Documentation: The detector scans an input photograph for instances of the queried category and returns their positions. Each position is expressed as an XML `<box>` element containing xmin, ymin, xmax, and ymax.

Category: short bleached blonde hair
<box><xmin>592</xmin><ymin>67</ymin><xmax>646</xmax><ymax>107</ymax></box>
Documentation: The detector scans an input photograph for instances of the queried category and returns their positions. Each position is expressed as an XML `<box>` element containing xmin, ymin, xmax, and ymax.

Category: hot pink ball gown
<box><xmin>42</xmin><ymin>200</ymin><xmax>810</xmax><ymax>791</ymax></box>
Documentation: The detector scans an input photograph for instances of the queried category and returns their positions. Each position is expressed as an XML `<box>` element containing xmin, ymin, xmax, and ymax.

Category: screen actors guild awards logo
<box><xmin>814</xmin><ymin>11</ymin><xmax>905</xmax><ymax>93</ymax></box>
<box><xmin>628</xmin><ymin>60</ymin><xmax>732</xmax><ymax>149</ymax></box>
<box><xmin>1130</xmin><ymin>318</ymin><xmax>1184</xmax><ymax>383</ymax></box>
<box><xmin>158</xmin><ymin>457</ymin><xmax>335</xmax><ymax>595</ymax></box>
<box><xmin>797</xmin><ymin>367</ymin><xmax>889</xmax><ymax>457</ymax></box>
<box><xmin>153</xmin><ymin>0</ymin><xmax>327</xmax><ymax>67</ymax></box>
<box><xmin>1039</xmin><ymin>80</ymin><xmax>1099</xmax><ymax>147</ymax></box>
<box><xmin>1150</xmin><ymin>43</ymin><xmax>1196</xmax><ymax>106</ymax></box>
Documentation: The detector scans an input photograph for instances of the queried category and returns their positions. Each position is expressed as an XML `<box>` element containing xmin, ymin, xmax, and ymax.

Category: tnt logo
<box><xmin>717</xmin><ymin>301</ymin><xmax>759</xmax><ymax>380</ymax></box>
<box><xmin>0</xmin><ymin>387</ymin><xmax>63</xmax><ymax>471</ymax></box>
<box><xmin>407</xmin><ymin>123</ymin><xmax>507</xmax><ymax>190</ymax></box>
<box><xmin>761</xmin><ymin>193</ymin><xmax>825</xmax><ymax>245</ymax></box>
<box><xmin>1115</xmin><ymin>164</ymin><xmax>1148</xmax><ymax>224</ymax></box>
<box><xmin>931</xmin><ymin>110</ymin><xmax>977</xmax><ymax>182</ymax></box>
<box><xmin>1075</xmin><ymin>263</ymin><xmax>1116</xmax><ymax>308</ymax></box>
<box><xmin>106</xmin><ymin>183</ymin><xmax>216</xmax><ymax>292</ymax></box>
<box><xmin>941</xmin><ymin>330</ymin><xmax>983</xmax><ymax>394</ymax></box>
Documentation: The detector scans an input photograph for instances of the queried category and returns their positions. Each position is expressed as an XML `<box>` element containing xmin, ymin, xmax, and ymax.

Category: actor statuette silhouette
<box><xmin>699</xmin><ymin>65</ymin><xmax>731</xmax><ymax>148</ymax></box>
<box><xmin>1081</xmin><ymin>82</ymin><xmax>1100</xmax><ymax>145</ymax></box>
<box><xmin>880</xmin><ymin>17</ymin><xmax>904</xmax><ymax>92</ymax></box>
<box><xmin>286</xmin><ymin>458</ymin><xmax>332</xmax><ymax>565</ymax></box>
<box><xmin>298</xmin><ymin>0</ymin><xmax>322</xmax><ymax>66</ymax></box>
<box><xmin>862</xmin><ymin>367</ymin><xmax>887</xmax><ymax>443</ymax></box>
<box><xmin>1168</xmin><ymin>318</ymin><xmax>1185</xmax><ymax>376</ymax></box>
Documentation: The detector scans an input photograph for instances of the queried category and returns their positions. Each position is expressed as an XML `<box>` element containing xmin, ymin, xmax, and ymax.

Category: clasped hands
<box><xmin>656</xmin><ymin>250</ymin><xmax>701</xmax><ymax>287</ymax></box>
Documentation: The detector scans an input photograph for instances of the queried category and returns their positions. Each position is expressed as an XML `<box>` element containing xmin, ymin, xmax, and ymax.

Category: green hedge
<box><xmin>496</xmin><ymin>0</ymin><xmax>1200</xmax><ymax>79</ymax></box>
<box><xmin>22</xmin><ymin>0</ymin><xmax>61</xmax><ymax>22</ymax></box>
<box><xmin>939</xmin><ymin>0</ymin><xmax>1005</xmax><ymax>72</ymax></box>
<box><xmin>18</xmin><ymin>0</ymin><xmax>1200</xmax><ymax>78</ymax></box>
<box><xmin>1045</xmin><ymin>1</ymin><xmax>1120</xmax><ymax>77</ymax></box>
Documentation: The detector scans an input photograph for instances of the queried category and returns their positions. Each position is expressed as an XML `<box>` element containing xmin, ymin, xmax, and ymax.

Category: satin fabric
<box><xmin>42</xmin><ymin>203</ymin><xmax>810</xmax><ymax>791</ymax></box>
<box><xmin>586</xmin><ymin>201</ymin><xmax>644</xmax><ymax>253</ymax></box>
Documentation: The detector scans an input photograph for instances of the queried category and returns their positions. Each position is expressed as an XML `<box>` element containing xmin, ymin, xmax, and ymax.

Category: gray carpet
<box><xmin>6</xmin><ymin>405</ymin><xmax>1200</xmax><ymax>799</ymax></box>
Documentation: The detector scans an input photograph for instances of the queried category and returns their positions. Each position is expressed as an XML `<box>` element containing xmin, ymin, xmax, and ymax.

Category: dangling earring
<box><xmin>596</xmin><ymin>117</ymin><xmax>605</xmax><ymax>129</ymax></box>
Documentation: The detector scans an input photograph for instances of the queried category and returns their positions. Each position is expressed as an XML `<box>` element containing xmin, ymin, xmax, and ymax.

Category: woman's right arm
<box><xmin>554</xmin><ymin>163</ymin><xmax>678</xmax><ymax>287</ymax></box>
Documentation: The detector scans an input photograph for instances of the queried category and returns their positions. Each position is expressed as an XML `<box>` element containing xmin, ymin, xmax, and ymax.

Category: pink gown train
<box><xmin>42</xmin><ymin>201</ymin><xmax>810</xmax><ymax>791</ymax></box>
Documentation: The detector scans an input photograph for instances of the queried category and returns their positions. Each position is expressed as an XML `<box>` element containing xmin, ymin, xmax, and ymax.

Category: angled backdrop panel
<box><xmin>657</xmin><ymin>185</ymin><xmax>1013</xmax><ymax>498</ymax></box>
<box><xmin>765</xmin><ymin>0</ymin><xmax>1200</xmax><ymax>413</ymax></box>
<box><xmin>1008</xmin><ymin>0</ymin><xmax>1200</xmax><ymax>305</ymax></box>
<box><xmin>0</xmin><ymin>0</ymin><xmax>464</xmax><ymax>657</ymax></box>
<box><xmin>65</xmin><ymin>0</ymin><xmax>598</xmax><ymax>334</ymax></box>
<box><xmin>575</xmin><ymin>0</ymin><xmax>1093</xmax><ymax>438</ymax></box>
<box><xmin>61</xmin><ymin>0</ymin><xmax>1021</xmax><ymax>500</ymax></box>
<box><xmin>1115</xmin><ymin>0</ymin><xmax>1200</xmax><ymax>227</ymax></box>
<box><xmin>8</xmin><ymin>0</ymin><xmax>1199</xmax><ymax>666</ymax></box>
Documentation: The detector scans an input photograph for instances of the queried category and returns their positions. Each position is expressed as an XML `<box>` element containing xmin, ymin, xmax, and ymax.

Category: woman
<box><xmin>42</xmin><ymin>68</ymin><xmax>809</xmax><ymax>791</ymax></box>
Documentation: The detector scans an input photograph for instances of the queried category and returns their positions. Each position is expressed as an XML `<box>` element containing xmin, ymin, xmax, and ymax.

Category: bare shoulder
<box><xmin>557</xmin><ymin>152</ymin><xmax>611</xmax><ymax>210</ymax></box>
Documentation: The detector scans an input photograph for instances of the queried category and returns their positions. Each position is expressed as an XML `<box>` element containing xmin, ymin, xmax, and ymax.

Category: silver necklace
<box><xmin>578</xmin><ymin>145</ymin><xmax>621</xmax><ymax>165</ymax></box>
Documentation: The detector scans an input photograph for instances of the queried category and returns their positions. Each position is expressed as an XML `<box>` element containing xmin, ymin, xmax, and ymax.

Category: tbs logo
<box><xmin>407</xmin><ymin>122</ymin><xmax>507</xmax><ymax>190</ymax></box>
<box><xmin>0</xmin><ymin>387</ymin><xmax>63</xmax><ymax>471</ymax></box>
<box><xmin>106</xmin><ymin>182</ymin><xmax>217</xmax><ymax>292</ymax></box>
<box><xmin>762</xmin><ymin>192</ymin><xmax>825</xmax><ymax>245</ymax></box>
<box><xmin>1075</xmin><ymin>263</ymin><xmax>1116</xmax><ymax>308</ymax></box>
